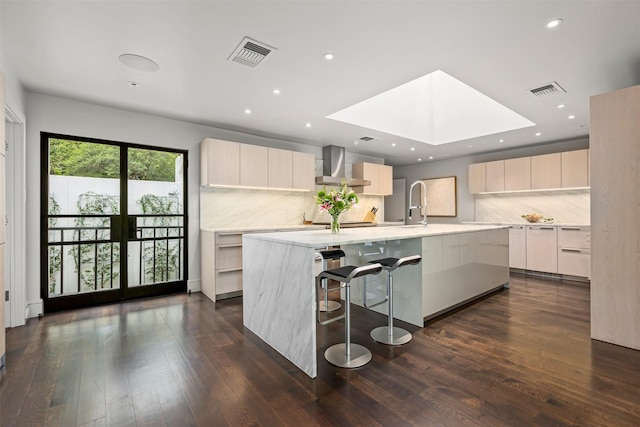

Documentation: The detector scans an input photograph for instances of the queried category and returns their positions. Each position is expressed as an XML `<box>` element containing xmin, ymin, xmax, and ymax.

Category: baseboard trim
<box><xmin>188</xmin><ymin>279</ymin><xmax>201</xmax><ymax>293</ymax></box>
<box><xmin>26</xmin><ymin>300</ymin><xmax>44</xmax><ymax>319</ymax></box>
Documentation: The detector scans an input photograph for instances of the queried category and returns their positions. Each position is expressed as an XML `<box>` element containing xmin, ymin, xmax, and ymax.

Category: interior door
<box><xmin>41</xmin><ymin>133</ymin><xmax>187</xmax><ymax>312</ymax></box>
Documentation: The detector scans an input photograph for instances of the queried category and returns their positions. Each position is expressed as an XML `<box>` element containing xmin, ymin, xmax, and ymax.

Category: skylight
<box><xmin>327</xmin><ymin>70</ymin><xmax>535</xmax><ymax>145</ymax></box>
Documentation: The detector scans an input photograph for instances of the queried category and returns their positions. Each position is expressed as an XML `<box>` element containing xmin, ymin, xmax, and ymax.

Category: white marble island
<box><xmin>242</xmin><ymin>224</ymin><xmax>509</xmax><ymax>378</ymax></box>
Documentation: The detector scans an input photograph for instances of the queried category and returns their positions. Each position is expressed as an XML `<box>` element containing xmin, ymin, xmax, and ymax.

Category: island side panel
<box><xmin>242</xmin><ymin>237</ymin><xmax>317</xmax><ymax>378</ymax></box>
<box><xmin>422</xmin><ymin>229</ymin><xmax>509</xmax><ymax>319</ymax></box>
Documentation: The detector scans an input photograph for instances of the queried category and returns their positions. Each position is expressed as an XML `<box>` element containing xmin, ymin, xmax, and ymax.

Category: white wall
<box><xmin>0</xmin><ymin>52</ymin><xmax>26</xmax><ymax>117</ymax></box>
<box><xmin>394</xmin><ymin>138</ymin><xmax>590</xmax><ymax>224</ymax></box>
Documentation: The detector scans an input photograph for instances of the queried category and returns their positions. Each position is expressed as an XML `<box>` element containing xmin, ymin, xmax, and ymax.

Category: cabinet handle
<box><xmin>218</xmin><ymin>243</ymin><xmax>242</xmax><ymax>249</ymax></box>
<box><xmin>560</xmin><ymin>227</ymin><xmax>581</xmax><ymax>231</ymax></box>
<box><xmin>540</xmin><ymin>227</ymin><xmax>555</xmax><ymax>230</ymax></box>
<box><xmin>561</xmin><ymin>248</ymin><xmax>581</xmax><ymax>252</ymax></box>
<box><xmin>217</xmin><ymin>267</ymin><xmax>243</xmax><ymax>273</ymax></box>
<box><xmin>218</xmin><ymin>232</ymin><xmax>242</xmax><ymax>237</ymax></box>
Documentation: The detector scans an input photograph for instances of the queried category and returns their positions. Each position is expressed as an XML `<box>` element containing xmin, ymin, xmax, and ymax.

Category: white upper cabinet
<box><xmin>504</xmin><ymin>157</ymin><xmax>531</xmax><ymax>191</ymax></box>
<box><xmin>201</xmin><ymin>138</ymin><xmax>240</xmax><ymax>186</ymax></box>
<box><xmin>485</xmin><ymin>160</ymin><xmax>505</xmax><ymax>192</ymax></box>
<box><xmin>468</xmin><ymin>163</ymin><xmax>486</xmax><ymax>194</ymax></box>
<box><xmin>561</xmin><ymin>149</ymin><xmax>589</xmax><ymax>188</ymax></box>
<box><xmin>292</xmin><ymin>151</ymin><xmax>315</xmax><ymax>191</ymax></box>
<box><xmin>468</xmin><ymin>148</ymin><xmax>589</xmax><ymax>193</ymax></box>
<box><xmin>352</xmin><ymin>162</ymin><xmax>393</xmax><ymax>195</ymax></box>
<box><xmin>267</xmin><ymin>148</ymin><xmax>293</xmax><ymax>188</ymax></box>
<box><xmin>240</xmin><ymin>144</ymin><xmax>268</xmax><ymax>187</ymax></box>
<box><xmin>531</xmin><ymin>153</ymin><xmax>561</xmax><ymax>190</ymax></box>
<box><xmin>200</xmin><ymin>138</ymin><xmax>314</xmax><ymax>191</ymax></box>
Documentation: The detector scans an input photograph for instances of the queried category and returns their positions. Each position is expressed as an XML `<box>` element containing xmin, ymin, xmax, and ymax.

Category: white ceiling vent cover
<box><xmin>228</xmin><ymin>37</ymin><xmax>276</xmax><ymax>68</ymax></box>
<box><xmin>529</xmin><ymin>81</ymin><xmax>566</xmax><ymax>98</ymax></box>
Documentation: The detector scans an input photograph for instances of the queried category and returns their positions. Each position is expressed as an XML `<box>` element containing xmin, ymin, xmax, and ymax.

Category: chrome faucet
<box><xmin>408</xmin><ymin>180</ymin><xmax>428</xmax><ymax>226</ymax></box>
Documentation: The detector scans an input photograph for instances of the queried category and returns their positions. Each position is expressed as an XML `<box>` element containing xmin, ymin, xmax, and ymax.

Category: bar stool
<box><xmin>367</xmin><ymin>255</ymin><xmax>422</xmax><ymax>346</ymax></box>
<box><xmin>316</xmin><ymin>263</ymin><xmax>383</xmax><ymax>368</ymax></box>
<box><xmin>315</xmin><ymin>249</ymin><xmax>345</xmax><ymax>312</ymax></box>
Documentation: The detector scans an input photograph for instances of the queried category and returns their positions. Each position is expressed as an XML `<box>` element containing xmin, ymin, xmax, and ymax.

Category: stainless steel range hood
<box><xmin>315</xmin><ymin>145</ymin><xmax>371</xmax><ymax>187</ymax></box>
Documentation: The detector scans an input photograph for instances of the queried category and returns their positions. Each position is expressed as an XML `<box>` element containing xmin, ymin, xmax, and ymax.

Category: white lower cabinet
<box><xmin>557</xmin><ymin>227</ymin><xmax>591</xmax><ymax>278</ymax></box>
<box><xmin>201</xmin><ymin>231</ymin><xmax>243</xmax><ymax>301</ymax></box>
<box><xmin>508</xmin><ymin>225</ymin><xmax>526</xmax><ymax>269</ymax></box>
<box><xmin>526</xmin><ymin>226</ymin><xmax>558</xmax><ymax>273</ymax></box>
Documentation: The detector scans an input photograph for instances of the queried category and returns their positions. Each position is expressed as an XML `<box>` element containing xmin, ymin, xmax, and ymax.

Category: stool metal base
<box><xmin>370</xmin><ymin>326</ymin><xmax>412</xmax><ymax>346</ymax></box>
<box><xmin>324</xmin><ymin>343</ymin><xmax>372</xmax><ymax>368</ymax></box>
<box><xmin>319</xmin><ymin>300</ymin><xmax>342</xmax><ymax>312</ymax></box>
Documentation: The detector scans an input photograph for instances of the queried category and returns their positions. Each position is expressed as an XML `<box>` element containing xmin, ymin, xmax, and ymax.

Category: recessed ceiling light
<box><xmin>568</xmin><ymin>115</ymin><xmax>576</xmax><ymax>119</ymax></box>
<box><xmin>418</xmin><ymin>158</ymin><xmax>422</xmax><ymax>162</ymax></box>
<box><xmin>499</xmin><ymin>139</ymin><xmax>504</xmax><ymax>143</ymax></box>
<box><xmin>273</xmin><ymin>89</ymin><xmax>281</xmax><ymax>95</ymax></box>
<box><xmin>244</xmin><ymin>109</ymin><xmax>252</xmax><ymax>115</ymax></box>
<box><xmin>323</xmin><ymin>53</ymin><xmax>334</xmax><ymax>60</ymax></box>
<box><xmin>305</xmin><ymin>123</ymin><xmax>311</xmax><ymax>128</ymax></box>
<box><xmin>391</xmin><ymin>143</ymin><xmax>396</xmax><ymax>147</ymax></box>
<box><xmin>468</xmin><ymin>145</ymin><xmax>473</xmax><ymax>148</ymax></box>
<box><xmin>119</xmin><ymin>54</ymin><xmax>159</xmax><ymax>72</ymax></box>
<box><xmin>546</xmin><ymin>18</ymin><xmax>563</xmax><ymax>29</ymax></box>
<box><xmin>557</xmin><ymin>104</ymin><xmax>566</xmax><ymax>109</ymax></box>
<box><xmin>410</xmin><ymin>147</ymin><xmax>415</xmax><ymax>151</ymax></box>
<box><xmin>127</xmin><ymin>81</ymin><xmax>140</xmax><ymax>87</ymax></box>
<box><xmin>353</xmin><ymin>140</ymin><xmax>360</xmax><ymax>146</ymax></box>
<box><xmin>429</xmin><ymin>156</ymin><xmax>434</xmax><ymax>160</ymax></box>
<box><xmin>535</xmin><ymin>132</ymin><xmax>542</xmax><ymax>136</ymax></box>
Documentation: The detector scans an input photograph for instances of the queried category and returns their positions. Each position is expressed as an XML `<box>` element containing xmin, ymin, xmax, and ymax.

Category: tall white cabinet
<box><xmin>590</xmin><ymin>84</ymin><xmax>640</xmax><ymax>351</ymax></box>
<box><xmin>1</xmin><ymin>71</ymin><xmax>6</xmax><ymax>368</ymax></box>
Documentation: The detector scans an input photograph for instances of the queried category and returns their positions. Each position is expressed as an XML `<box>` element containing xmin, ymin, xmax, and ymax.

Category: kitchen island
<box><xmin>242</xmin><ymin>224</ymin><xmax>509</xmax><ymax>378</ymax></box>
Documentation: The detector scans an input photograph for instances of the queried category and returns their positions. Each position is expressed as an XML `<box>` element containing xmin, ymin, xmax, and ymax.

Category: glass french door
<box><xmin>41</xmin><ymin>133</ymin><xmax>188</xmax><ymax>312</ymax></box>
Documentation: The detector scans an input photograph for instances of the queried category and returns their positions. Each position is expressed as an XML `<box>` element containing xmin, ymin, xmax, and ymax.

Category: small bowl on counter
<box><xmin>522</xmin><ymin>213</ymin><xmax>554</xmax><ymax>223</ymax></box>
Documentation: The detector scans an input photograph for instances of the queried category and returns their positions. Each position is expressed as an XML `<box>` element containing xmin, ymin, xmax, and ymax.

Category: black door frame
<box><xmin>40</xmin><ymin>132</ymin><xmax>188</xmax><ymax>313</ymax></box>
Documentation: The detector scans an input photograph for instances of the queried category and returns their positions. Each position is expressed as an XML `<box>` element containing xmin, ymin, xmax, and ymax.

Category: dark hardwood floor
<box><xmin>1</xmin><ymin>274</ymin><xmax>639</xmax><ymax>426</ymax></box>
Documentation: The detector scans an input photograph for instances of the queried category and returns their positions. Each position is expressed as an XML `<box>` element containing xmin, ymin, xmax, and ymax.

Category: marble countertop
<box><xmin>201</xmin><ymin>221</ymin><xmax>405</xmax><ymax>234</ymax></box>
<box><xmin>464</xmin><ymin>221</ymin><xmax>590</xmax><ymax>227</ymax></box>
<box><xmin>243</xmin><ymin>223</ymin><xmax>509</xmax><ymax>248</ymax></box>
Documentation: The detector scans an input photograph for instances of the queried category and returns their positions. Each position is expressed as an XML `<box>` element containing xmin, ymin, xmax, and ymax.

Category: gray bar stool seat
<box><xmin>316</xmin><ymin>263</ymin><xmax>383</xmax><ymax>368</ymax></box>
<box><xmin>315</xmin><ymin>249</ymin><xmax>345</xmax><ymax>312</ymax></box>
<box><xmin>367</xmin><ymin>255</ymin><xmax>422</xmax><ymax>346</ymax></box>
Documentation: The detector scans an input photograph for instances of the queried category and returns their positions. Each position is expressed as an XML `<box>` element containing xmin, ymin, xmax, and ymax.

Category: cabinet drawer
<box><xmin>558</xmin><ymin>248</ymin><xmax>590</xmax><ymax>277</ymax></box>
<box><xmin>558</xmin><ymin>227</ymin><xmax>590</xmax><ymax>248</ymax></box>
<box><xmin>215</xmin><ymin>245</ymin><xmax>242</xmax><ymax>270</ymax></box>
<box><xmin>215</xmin><ymin>233</ymin><xmax>242</xmax><ymax>245</ymax></box>
<box><xmin>216</xmin><ymin>269</ymin><xmax>243</xmax><ymax>295</ymax></box>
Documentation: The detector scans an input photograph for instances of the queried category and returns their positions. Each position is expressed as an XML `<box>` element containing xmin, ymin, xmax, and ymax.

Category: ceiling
<box><xmin>2</xmin><ymin>1</ymin><xmax>639</xmax><ymax>166</ymax></box>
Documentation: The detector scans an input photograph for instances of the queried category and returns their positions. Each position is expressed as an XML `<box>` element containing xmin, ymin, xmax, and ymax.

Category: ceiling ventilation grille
<box><xmin>228</xmin><ymin>37</ymin><xmax>276</xmax><ymax>68</ymax></box>
<box><xmin>529</xmin><ymin>81</ymin><xmax>566</xmax><ymax>98</ymax></box>
<box><xmin>359</xmin><ymin>136</ymin><xmax>376</xmax><ymax>142</ymax></box>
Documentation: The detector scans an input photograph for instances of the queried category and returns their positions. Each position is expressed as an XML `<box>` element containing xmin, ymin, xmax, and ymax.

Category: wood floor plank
<box><xmin>2</xmin><ymin>275</ymin><xmax>640</xmax><ymax>426</ymax></box>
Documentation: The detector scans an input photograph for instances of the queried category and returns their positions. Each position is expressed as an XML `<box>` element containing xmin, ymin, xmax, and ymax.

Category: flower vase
<box><xmin>330</xmin><ymin>213</ymin><xmax>341</xmax><ymax>234</ymax></box>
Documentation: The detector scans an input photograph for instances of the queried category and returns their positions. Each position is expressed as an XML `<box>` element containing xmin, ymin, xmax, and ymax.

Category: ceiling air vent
<box><xmin>359</xmin><ymin>136</ymin><xmax>376</xmax><ymax>142</ymax></box>
<box><xmin>228</xmin><ymin>37</ymin><xmax>276</xmax><ymax>68</ymax></box>
<box><xmin>529</xmin><ymin>81</ymin><xmax>566</xmax><ymax>98</ymax></box>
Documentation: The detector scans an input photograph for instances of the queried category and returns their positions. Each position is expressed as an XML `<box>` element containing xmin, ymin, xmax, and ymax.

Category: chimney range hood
<box><xmin>315</xmin><ymin>145</ymin><xmax>371</xmax><ymax>187</ymax></box>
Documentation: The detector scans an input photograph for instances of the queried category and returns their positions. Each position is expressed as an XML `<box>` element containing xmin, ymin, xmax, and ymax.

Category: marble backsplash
<box><xmin>475</xmin><ymin>189</ymin><xmax>590</xmax><ymax>224</ymax></box>
<box><xmin>200</xmin><ymin>187</ymin><xmax>384</xmax><ymax>229</ymax></box>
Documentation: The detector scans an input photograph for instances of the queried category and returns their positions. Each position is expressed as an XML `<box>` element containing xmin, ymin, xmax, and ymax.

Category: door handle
<box><xmin>109</xmin><ymin>215</ymin><xmax>122</xmax><ymax>242</ymax></box>
<box><xmin>128</xmin><ymin>216</ymin><xmax>138</xmax><ymax>239</ymax></box>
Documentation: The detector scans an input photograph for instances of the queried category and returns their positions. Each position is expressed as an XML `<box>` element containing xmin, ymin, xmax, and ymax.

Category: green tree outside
<box><xmin>49</xmin><ymin>139</ymin><xmax>179</xmax><ymax>182</ymax></box>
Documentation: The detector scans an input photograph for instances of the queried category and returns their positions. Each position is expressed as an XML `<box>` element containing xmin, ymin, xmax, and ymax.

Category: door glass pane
<box><xmin>127</xmin><ymin>148</ymin><xmax>184</xmax><ymax>287</ymax></box>
<box><xmin>47</xmin><ymin>138</ymin><xmax>121</xmax><ymax>297</ymax></box>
